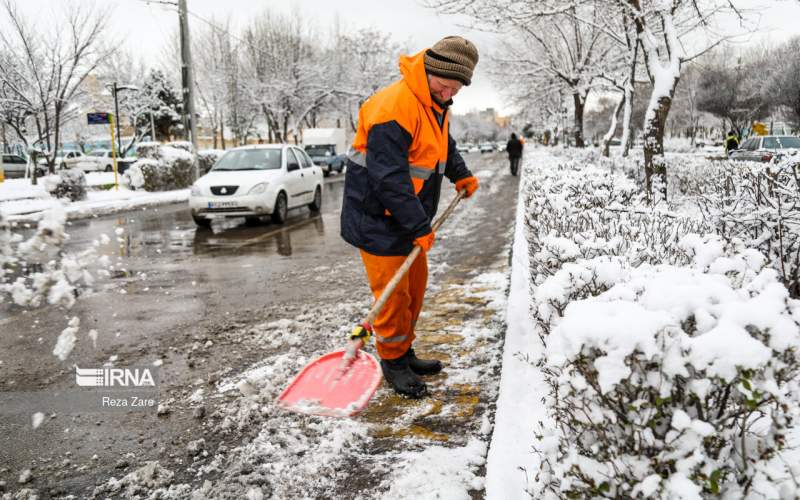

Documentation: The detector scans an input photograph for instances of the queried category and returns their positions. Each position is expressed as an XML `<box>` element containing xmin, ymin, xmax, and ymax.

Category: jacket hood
<box><xmin>399</xmin><ymin>50</ymin><xmax>437</xmax><ymax>110</ymax></box>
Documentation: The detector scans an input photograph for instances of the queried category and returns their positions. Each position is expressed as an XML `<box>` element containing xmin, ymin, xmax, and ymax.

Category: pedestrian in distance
<box><xmin>725</xmin><ymin>130</ymin><xmax>739</xmax><ymax>156</ymax></box>
<box><xmin>340</xmin><ymin>36</ymin><xmax>480</xmax><ymax>399</ymax></box>
<box><xmin>506</xmin><ymin>133</ymin><xmax>523</xmax><ymax>176</ymax></box>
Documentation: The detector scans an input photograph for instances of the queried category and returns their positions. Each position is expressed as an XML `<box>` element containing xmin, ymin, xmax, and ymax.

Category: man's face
<box><xmin>428</xmin><ymin>75</ymin><xmax>463</xmax><ymax>105</ymax></box>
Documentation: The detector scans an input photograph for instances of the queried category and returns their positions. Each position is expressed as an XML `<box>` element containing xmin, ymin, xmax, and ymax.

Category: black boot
<box><xmin>380</xmin><ymin>351</ymin><xmax>428</xmax><ymax>399</ymax></box>
<box><xmin>407</xmin><ymin>348</ymin><xmax>442</xmax><ymax>376</ymax></box>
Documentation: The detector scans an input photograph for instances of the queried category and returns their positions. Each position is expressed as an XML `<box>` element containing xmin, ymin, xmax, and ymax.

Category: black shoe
<box><xmin>407</xmin><ymin>348</ymin><xmax>442</xmax><ymax>376</ymax></box>
<box><xmin>380</xmin><ymin>352</ymin><xmax>428</xmax><ymax>399</ymax></box>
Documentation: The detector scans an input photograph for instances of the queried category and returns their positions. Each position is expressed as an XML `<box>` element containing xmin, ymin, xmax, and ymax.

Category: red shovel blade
<box><xmin>277</xmin><ymin>348</ymin><xmax>382</xmax><ymax>418</ymax></box>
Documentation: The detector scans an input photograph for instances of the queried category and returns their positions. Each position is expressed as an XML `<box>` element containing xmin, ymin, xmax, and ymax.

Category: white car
<box><xmin>85</xmin><ymin>149</ymin><xmax>122</xmax><ymax>172</ymax></box>
<box><xmin>189</xmin><ymin>144</ymin><xmax>324</xmax><ymax>227</ymax></box>
<box><xmin>479</xmin><ymin>142</ymin><xmax>495</xmax><ymax>153</ymax></box>
<box><xmin>2</xmin><ymin>153</ymin><xmax>44</xmax><ymax>178</ymax></box>
<box><xmin>37</xmin><ymin>150</ymin><xmax>93</xmax><ymax>170</ymax></box>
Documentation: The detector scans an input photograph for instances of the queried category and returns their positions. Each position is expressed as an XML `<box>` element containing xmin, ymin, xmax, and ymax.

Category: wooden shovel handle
<box><xmin>363</xmin><ymin>190</ymin><xmax>466</xmax><ymax>328</ymax></box>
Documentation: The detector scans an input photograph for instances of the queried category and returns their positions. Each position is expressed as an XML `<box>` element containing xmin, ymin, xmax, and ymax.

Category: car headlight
<box><xmin>190</xmin><ymin>184</ymin><xmax>202</xmax><ymax>196</ymax></box>
<box><xmin>248</xmin><ymin>183</ymin><xmax>268</xmax><ymax>195</ymax></box>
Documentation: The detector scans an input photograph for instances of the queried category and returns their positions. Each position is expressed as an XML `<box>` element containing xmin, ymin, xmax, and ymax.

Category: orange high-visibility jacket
<box><xmin>340</xmin><ymin>49</ymin><xmax>472</xmax><ymax>256</ymax></box>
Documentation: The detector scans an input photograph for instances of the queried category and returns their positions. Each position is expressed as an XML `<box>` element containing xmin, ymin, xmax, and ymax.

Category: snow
<box><xmin>485</xmin><ymin>160</ymin><xmax>546</xmax><ymax>498</ymax></box>
<box><xmin>52</xmin><ymin>317</ymin><xmax>79</xmax><ymax>361</ymax></box>
<box><xmin>384</xmin><ymin>438</ymin><xmax>487</xmax><ymax>500</ymax></box>
<box><xmin>31</xmin><ymin>412</ymin><xmax>45</xmax><ymax>430</ymax></box>
<box><xmin>0</xmin><ymin>182</ymin><xmax>188</xmax><ymax>223</ymax></box>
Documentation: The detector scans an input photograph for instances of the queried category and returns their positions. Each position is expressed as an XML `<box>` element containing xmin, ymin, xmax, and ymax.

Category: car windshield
<box><xmin>778</xmin><ymin>137</ymin><xmax>800</xmax><ymax>148</ymax></box>
<box><xmin>212</xmin><ymin>149</ymin><xmax>282</xmax><ymax>171</ymax></box>
<box><xmin>305</xmin><ymin>145</ymin><xmax>334</xmax><ymax>156</ymax></box>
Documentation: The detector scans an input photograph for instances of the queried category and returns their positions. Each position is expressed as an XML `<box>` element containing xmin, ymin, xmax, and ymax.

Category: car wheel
<box><xmin>105</xmin><ymin>165</ymin><xmax>112</xmax><ymax>172</ymax></box>
<box><xmin>192</xmin><ymin>214</ymin><xmax>211</xmax><ymax>228</ymax></box>
<box><xmin>323</xmin><ymin>167</ymin><xmax>331</xmax><ymax>178</ymax></box>
<box><xmin>271</xmin><ymin>191</ymin><xmax>288</xmax><ymax>224</ymax></box>
<box><xmin>309</xmin><ymin>186</ymin><xmax>322</xmax><ymax>212</ymax></box>
<box><xmin>59</xmin><ymin>163</ymin><xmax>67</xmax><ymax>170</ymax></box>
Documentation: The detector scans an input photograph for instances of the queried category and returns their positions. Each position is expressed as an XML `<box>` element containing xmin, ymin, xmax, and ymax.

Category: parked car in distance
<box><xmin>2</xmin><ymin>153</ymin><xmax>44</xmax><ymax>178</ymax></box>
<box><xmin>36</xmin><ymin>150</ymin><xmax>93</xmax><ymax>170</ymax></box>
<box><xmin>479</xmin><ymin>142</ymin><xmax>495</xmax><ymax>153</ymax></box>
<box><xmin>728</xmin><ymin>135</ymin><xmax>800</xmax><ymax>163</ymax></box>
<box><xmin>303</xmin><ymin>128</ymin><xmax>347</xmax><ymax>177</ymax></box>
<box><xmin>189</xmin><ymin>144</ymin><xmax>324</xmax><ymax>228</ymax></box>
<box><xmin>456</xmin><ymin>143</ymin><xmax>470</xmax><ymax>154</ymax></box>
<box><xmin>84</xmin><ymin>149</ymin><xmax>134</xmax><ymax>173</ymax></box>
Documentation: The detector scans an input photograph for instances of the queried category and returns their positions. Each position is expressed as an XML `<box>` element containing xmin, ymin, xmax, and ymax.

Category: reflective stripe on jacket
<box><xmin>340</xmin><ymin>49</ymin><xmax>472</xmax><ymax>256</ymax></box>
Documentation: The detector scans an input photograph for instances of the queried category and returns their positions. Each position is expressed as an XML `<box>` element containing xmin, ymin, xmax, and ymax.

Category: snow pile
<box><xmin>92</xmin><ymin>461</ymin><xmax>189</xmax><ymax>499</ymax></box>
<box><xmin>124</xmin><ymin>141</ymin><xmax>196</xmax><ymax>192</ymax></box>
<box><xmin>521</xmin><ymin>152</ymin><xmax>800</xmax><ymax>499</ymax></box>
<box><xmin>43</xmin><ymin>168</ymin><xmax>87</xmax><ymax>202</ymax></box>
<box><xmin>384</xmin><ymin>438</ymin><xmax>487</xmax><ymax>500</ymax></box>
<box><xmin>52</xmin><ymin>316</ymin><xmax>80</xmax><ymax>361</ymax></box>
<box><xmin>0</xmin><ymin>209</ymin><xmax>100</xmax><ymax>359</ymax></box>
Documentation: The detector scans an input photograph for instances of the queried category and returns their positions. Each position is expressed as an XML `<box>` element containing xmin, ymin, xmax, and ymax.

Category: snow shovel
<box><xmin>277</xmin><ymin>190</ymin><xmax>467</xmax><ymax>417</ymax></box>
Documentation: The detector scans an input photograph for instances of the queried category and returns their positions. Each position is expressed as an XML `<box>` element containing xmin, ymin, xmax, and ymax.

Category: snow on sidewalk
<box><xmin>0</xmin><ymin>174</ymin><xmax>187</xmax><ymax>223</ymax></box>
<box><xmin>485</xmin><ymin>153</ymin><xmax>548</xmax><ymax>499</ymax></box>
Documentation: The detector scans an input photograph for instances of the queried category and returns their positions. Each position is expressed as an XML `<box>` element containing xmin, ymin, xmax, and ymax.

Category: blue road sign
<box><xmin>87</xmin><ymin>112</ymin><xmax>111</xmax><ymax>125</ymax></box>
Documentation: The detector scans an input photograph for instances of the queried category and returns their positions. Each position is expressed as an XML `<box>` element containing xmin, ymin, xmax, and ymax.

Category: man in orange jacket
<box><xmin>341</xmin><ymin>36</ymin><xmax>480</xmax><ymax>398</ymax></box>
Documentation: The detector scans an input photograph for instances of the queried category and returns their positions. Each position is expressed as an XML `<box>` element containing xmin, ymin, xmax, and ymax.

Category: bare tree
<box><xmin>192</xmin><ymin>16</ymin><xmax>238</xmax><ymax>149</ymax></box>
<box><xmin>696</xmin><ymin>45</ymin><xmax>769</xmax><ymax>139</ymax></box>
<box><xmin>766</xmin><ymin>36</ymin><xmax>800</xmax><ymax>131</ymax></box>
<box><xmin>333</xmin><ymin>26</ymin><xmax>405</xmax><ymax>133</ymax></box>
<box><xmin>241</xmin><ymin>10</ymin><xmax>337</xmax><ymax>143</ymax></box>
<box><xmin>608</xmin><ymin>0</ymin><xmax>751</xmax><ymax>199</ymax></box>
<box><xmin>0</xmin><ymin>0</ymin><xmax>114</xmax><ymax>174</ymax></box>
<box><xmin>439</xmin><ymin>1</ymin><xmax>620</xmax><ymax>147</ymax></box>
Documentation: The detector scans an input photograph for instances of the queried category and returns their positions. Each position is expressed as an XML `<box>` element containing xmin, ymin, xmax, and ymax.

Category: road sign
<box><xmin>87</xmin><ymin>112</ymin><xmax>111</xmax><ymax>125</ymax></box>
<box><xmin>752</xmin><ymin>122</ymin><xmax>768</xmax><ymax>136</ymax></box>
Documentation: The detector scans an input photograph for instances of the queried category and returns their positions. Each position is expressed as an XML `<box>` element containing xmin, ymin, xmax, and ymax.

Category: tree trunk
<box><xmin>220</xmin><ymin>109</ymin><xmax>226</xmax><ymax>150</ymax></box>
<box><xmin>643</xmin><ymin>91</ymin><xmax>675</xmax><ymax>202</ymax></box>
<box><xmin>572</xmin><ymin>92</ymin><xmax>585</xmax><ymax>147</ymax></box>
<box><xmin>51</xmin><ymin>105</ymin><xmax>61</xmax><ymax>174</ymax></box>
<box><xmin>602</xmin><ymin>95</ymin><xmax>625</xmax><ymax>157</ymax></box>
<box><xmin>349</xmin><ymin>112</ymin><xmax>357</xmax><ymax>133</ymax></box>
<box><xmin>621</xmin><ymin>83</ymin><xmax>634</xmax><ymax>157</ymax></box>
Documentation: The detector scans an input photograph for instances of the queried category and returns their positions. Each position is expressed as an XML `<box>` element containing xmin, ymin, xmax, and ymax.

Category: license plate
<box><xmin>208</xmin><ymin>201</ymin><xmax>238</xmax><ymax>209</ymax></box>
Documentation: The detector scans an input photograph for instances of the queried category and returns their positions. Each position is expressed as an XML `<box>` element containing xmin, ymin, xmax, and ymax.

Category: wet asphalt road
<box><xmin>0</xmin><ymin>152</ymin><xmax>519</xmax><ymax>498</ymax></box>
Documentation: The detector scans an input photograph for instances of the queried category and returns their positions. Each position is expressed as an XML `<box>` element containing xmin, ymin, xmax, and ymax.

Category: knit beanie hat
<box><xmin>423</xmin><ymin>36</ymin><xmax>479</xmax><ymax>86</ymax></box>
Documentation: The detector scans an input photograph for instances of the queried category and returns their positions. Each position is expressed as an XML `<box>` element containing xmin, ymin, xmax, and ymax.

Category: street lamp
<box><xmin>105</xmin><ymin>83</ymin><xmax>139</xmax><ymax>154</ymax></box>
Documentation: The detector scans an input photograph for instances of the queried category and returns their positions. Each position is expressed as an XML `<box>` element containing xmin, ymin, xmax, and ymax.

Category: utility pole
<box><xmin>111</xmin><ymin>82</ymin><xmax>123</xmax><ymax>153</ymax></box>
<box><xmin>178</xmin><ymin>0</ymin><xmax>199</xmax><ymax>178</ymax></box>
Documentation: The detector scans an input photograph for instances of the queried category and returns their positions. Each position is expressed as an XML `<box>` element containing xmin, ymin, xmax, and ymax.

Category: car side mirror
<box><xmin>288</xmin><ymin>162</ymin><xmax>300</xmax><ymax>172</ymax></box>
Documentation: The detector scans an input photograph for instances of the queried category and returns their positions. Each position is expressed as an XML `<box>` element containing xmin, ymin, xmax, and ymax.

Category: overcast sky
<box><xmin>6</xmin><ymin>0</ymin><xmax>800</xmax><ymax>115</ymax></box>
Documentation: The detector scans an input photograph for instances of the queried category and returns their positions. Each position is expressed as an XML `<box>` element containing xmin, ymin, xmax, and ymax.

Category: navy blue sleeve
<box><xmin>366</xmin><ymin>121</ymin><xmax>432</xmax><ymax>237</ymax></box>
<box><xmin>445</xmin><ymin>133</ymin><xmax>472</xmax><ymax>182</ymax></box>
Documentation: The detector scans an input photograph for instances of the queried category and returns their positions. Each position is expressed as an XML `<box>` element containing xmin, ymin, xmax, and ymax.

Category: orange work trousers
<box><xmin>359</xmin><ymin>249</ymin><xmax>428</xmax><ymax>360</ymax></box>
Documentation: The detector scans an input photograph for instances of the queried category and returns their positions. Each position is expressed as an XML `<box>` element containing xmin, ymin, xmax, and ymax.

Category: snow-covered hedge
<box><xmin>43</xmin><ymin>169</ymin><xmax>87</xmax><ymax>202</ymax></box>
<box><xmin>197</xmin><ymin>149</ymin><xmax>224</xmax><ymax>175</ymax></box>
<box><xmin>565</xmin><ymin>152</ymin><xmax>800</xmax><ymax>299</ymax></box>
<box><xmin>524</xmin><ymin>153</ymin><xmax>800</xmax><ymax>499</ymax></box>
<box><xmin>123</xmin><ymin>142</ymin><xmax>195</xmax><ymax>191</ymax></box>
<box><xmin>669</xmin><ymin>157</ymin><xmax>800</xmax><ymax>298</ymax></box>
<box><xmin>525</xmin><ymin>158</ymin><xmax>712</xmax><ymax>289</ymax></box>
